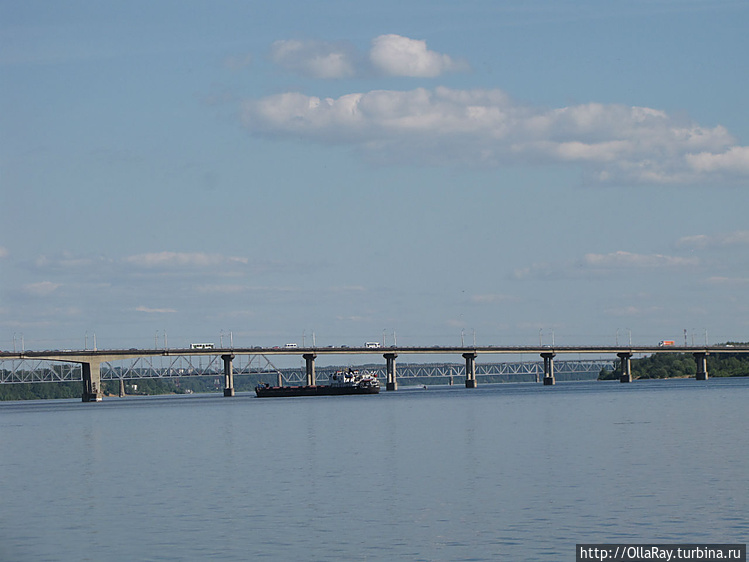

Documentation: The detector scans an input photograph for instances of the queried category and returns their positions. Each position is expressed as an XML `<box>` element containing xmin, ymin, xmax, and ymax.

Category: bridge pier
<box><xmin>118</xmin><ymin>378</ymin><xmax>125</xmax><ymax>397</ymax></box>
<box><xmin>541</xmin><ymin>352</ymin><xmax>555</xmax><ymax>385</ymax></box>
<box><xmin>618</xmin><ymin>352</ymin><xmax>633</xmax><ymax>383</ymax></box>
<box><xmin>304</xmin><ymin>353</ymin><xmax>317</xmax><ymax>385</ymax></box>
<box><xmin>384</xmin><ymin>353</ymin><xmax>398</xmax><ymax>391</ymax></box>
<box><xmin>463</xmin><ymin>352</ymin><xmax>478</xmax><ymax>388</ymax></box>
<box><xmin>81</xmin><ymin>361</ymin><xmax>103</xmax><ymax>402</ymax></box>
<box><xmin>222</xmin><ymin>354</ymin><xmax>235</xmax><ymax>396</ymax></box>
<box><xmin>694</xmin><ymin>352</ymin><xmax>709</xmax><ymax>380</ymax></box>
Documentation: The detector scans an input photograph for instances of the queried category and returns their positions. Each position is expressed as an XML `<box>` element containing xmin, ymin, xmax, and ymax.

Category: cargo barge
<box><xmin>255</xmin><ymin>369</ymin><xmax>380</xmax><ymax>397</ymax></box>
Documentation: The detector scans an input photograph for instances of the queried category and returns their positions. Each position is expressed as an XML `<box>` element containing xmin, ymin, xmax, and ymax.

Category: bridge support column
<box><xmin>304</xmin><ymin>353</ymin><xmax>317</xmax><ymax>386</ymax></box>
<box><xmin>618</xmin><ymin>352</ymin><xmax>633</xmax><ymax>383</ymax></box>
<box><xmin>541</xmin><ymin>352</ymin><xmax>555</xmax><ymax>385</ymax></box>
<box><xmin>463</xmin><ymin>352</ymin><xmax>478</xmax><ymax>388</ymax></box>
<box><xmin>82</xmin><ymin>361</ymin><xmax>103</xmax><ymax>402</ymax></box>
<box><xmin>118</xmin><ymin>378</ymin><xmax>125</xmax><ymax>397</ymax></box>
<box><xmin>222</xmin><ymin>354</ymin><xmax>235</xmax><ymax>397</ymax></box>
<box><xmin>384</xmin><ymin>353</ymin><xmax>398</xmax><ymax>391</ymax></box>
<box><xmin>694</xmin><ymin>352</ymin><xmax>709</xmax><ymax>380</ymax></box>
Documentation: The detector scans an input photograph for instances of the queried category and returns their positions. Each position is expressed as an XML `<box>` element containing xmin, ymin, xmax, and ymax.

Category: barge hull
<box><xmin>255</xmin><ymin>385</ymin><xmax>379</xmax><ymax>398</ymax></box>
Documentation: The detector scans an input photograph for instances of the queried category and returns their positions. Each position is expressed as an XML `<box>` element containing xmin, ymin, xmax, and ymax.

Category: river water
<box><xmin>1</xmin><ymin>378</ymin><xmax>747</xmax><ymax>561</ymax></box>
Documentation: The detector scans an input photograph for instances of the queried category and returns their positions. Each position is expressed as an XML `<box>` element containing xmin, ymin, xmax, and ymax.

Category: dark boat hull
<box><xmin>255</xmin><ymin>384</ymin><xmax>380</xmax><ymax>398</ymax></box>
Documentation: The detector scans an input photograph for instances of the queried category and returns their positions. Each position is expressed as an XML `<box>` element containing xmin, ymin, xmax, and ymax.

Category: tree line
<box><xmin>0</xmin><ymin>374</ymin><xmax>267</xmax><ymax>401</ymax></box>
<box><xmin>599</xmin><ymin>343</ymin><xmax>749</xmax><ymax>380</ymax></box>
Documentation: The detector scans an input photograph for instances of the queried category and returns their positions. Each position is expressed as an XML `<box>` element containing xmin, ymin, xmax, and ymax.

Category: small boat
<box><xmin>255</xmin><ymin>368</ymin><xmax>380</xmax><ymax>398</ymax></box>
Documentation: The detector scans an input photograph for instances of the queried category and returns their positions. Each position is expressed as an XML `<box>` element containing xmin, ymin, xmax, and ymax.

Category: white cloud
<box><xmin>369</xmin><ymin>34</ymin><xmax>468</xmax><ymax>77</ymax></box>
<box><xmin>23</xmin><ymin>281</ymin><xmax>61</xmax><ymax>296</ymax></box>
<box><xmin>241</xmin><ymin>86</ymin><xmax>748</xmax><ymax>183</ymax></box>
<box><xmin>677</xmin><ymin>230</ymin><xmax>749</xmax><ymax>249</ymax></box>
<box><xmin>267</xmin><ymin>34</ymin><xmax>466</xmax><ymax>79</ymax></box>
<box><xmin>605</xmin><ymin>306</ymin><xmax>639</xmax><ymax>317</ymax></box>
<box><xmin>513</xmin><ymin>262</ymin><xmax>559</xmax><ymax>280</ymax></box>
<box><xmin>686</xmin><ymin>146</ymin><xmax>749</xmax><ymax>175</ymax></box>
<box><xmin>223</xmin><ymin>52</ymin><xmax>253</xmax><ymax>70</ymax></box>
<box><xmin>514</xmin><ymin>250</ymin><xmax>699</xmax><ymax>280</ymax></box>
<box><xmin>336</xmin><ymin>315</ymin><xmax>370</xmax><ymax>322</ymax></box>
<box><xmin>135</xmin><ymin>306</ymin><xmax>177</xmax><ymax>314</ymax></box>
<box><xmin>677</xmin><ymin>234</ymin><xmax>710</xmax><ymax>248</ymax></box>
<box><xmin>270</xmin><ymin>39</ymin><xmax>355</xmax><ymax>79</ymax></box>
<box><xmin>123</xmin><ymin>252</ymin><xmax>249</xmax><ymax>268</ymax></box>
<box><xmin>196</xmin><ymin>284</ymin><xmax>250</xmax><ymax>294</ymax></box>
<box><xmin>35</xmin><ymin>253</ymin><xmax>97</xmax><ymax>269</ymax></box>
<box><xmin>470</xmin><ymin>293</ymin><xmax>514</xmax><ymax>304</ymax></box>
<box><xmin>583</xmin><ymin>251</ymin><xmax>698</xmax><ymax>268</ymax></box>
<box><xmin>603</xmin><ymin>305</ymin><xmax>659</xmax><ymax>317</ymax></box>
<box><xmin>706</xmin><ymin>276</ymin><xmax>749</xmax><ymax>286</ymax></box>
<box><xmin>330</xmin><ymin>285</ymin><xmax>366</xmax><ymax>293</ymax></box>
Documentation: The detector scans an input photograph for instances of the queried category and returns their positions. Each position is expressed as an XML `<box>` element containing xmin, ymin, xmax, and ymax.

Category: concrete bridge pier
<box><xmin>303</xmin><ymin>353</ymin><xmax>317</xmax><ymax>385</ymax></box>
<box><xmin>118</xmin><ymin>378</ymin><xmax>125</xmax><ymax>397</ymax></box>
<box><xmin>694</xmin><ymin>352</ymin><xmax>709</xmax><ymax>380</ymax></box>
<box><xmin>463</xmin><ymin>352</ymin><xmax>478</xmax><ymax>388</ymax></box>
<box><xmin>541</xmin><ymin>352</ymin><xmax>555</xmax><ymax>385</ymax></box>
<box><xmin>384</xmin><ymin>353</ymin><xmax>398</xmax><ymax>391</ymax></box>
<box><xmin>222</xmin><ymin>354</ymin><xmax>235</xmax><ymax>397</ymax></box>
<box><xmin>82</xmin><ymin>361</ymin><xmax>103</xmax><ymax>402</ymax></box>
<box><xmin>618</xmin><ymin>352</ymin><xmax>633</xmax><ymax>383</ymax></box>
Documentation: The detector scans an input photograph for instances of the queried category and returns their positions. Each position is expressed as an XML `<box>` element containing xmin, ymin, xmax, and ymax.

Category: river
<box><xmin>1</xmin><ymin>378</ymin><xmax>747</xmax><ymax>561</ymax></box>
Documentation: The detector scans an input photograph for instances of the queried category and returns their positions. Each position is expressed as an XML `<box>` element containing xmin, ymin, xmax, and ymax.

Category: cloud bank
<box><xmin>23</xmin><ymin>281</ymin><xmax>61</xmax><ymax>297</ymax></box>
<box><xmin>369</xmin><ymin>34</ymin><xmax>468</xmax><ymax>77</ymax></box>
<box><xmin>514</xmin><ymin>250</ymin><xmax>700</xmax><ymax>280</ymax></box>
<box><xmin>268</xmin><ymin>34</ymin><xmax>466</xmax><ymax>79</ymax></box>
<box><xmin>241</xmin><ymin>86</ymin><xmax>748</xmax><ymax>184</ymax></box>
<box><xmin>677</xmin><ymin>230</ymin><xmax>749</xmax><ymax>249</ymax></box>
<box><xmin>582</xmin><ymin>251</ymin><xmax>699</xmax><ymax>268</ymax></box>
<box><xmin>270</xmin><ymin>39</ymin><xmax>356</xmax><ymax>79</ymax></box>
<box><xmin>123</xmin><ymin>252</ymin><xmax>249</xmax><ymax>268</ymax></box>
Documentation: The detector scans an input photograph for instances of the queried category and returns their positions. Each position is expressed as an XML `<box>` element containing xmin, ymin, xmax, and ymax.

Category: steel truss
<box><xmin>358</xmin><ymin>360</ymin><xmax>616</xmax><ymax>379</ymax></box>
<box><xmin>100</xmin><ymin>354</ymin><xmax>285</xmax><ymax>381</ymax></box>
<box><xmin>479</xmin><ymin>360</ymin><xmax>615</xmax><ymax>377</ymax></box>
<box><xmin>1</xmin><ymin>357</ymin><xmax>615</xmax><ymax>384</ymax></box>
<box><xmin>0</xmin><ymin>355</ymin><xmax>287</xmax><ymax>383</ymax></box>
<box><xmin>287</xmin><ymin>360</ymin><xmax>616</xmax><ymax>381</ymax></box>
<box><xmin>0</xmin><ymin>360</ymin><xmax>82</xmax><ymax>383</ymax></box>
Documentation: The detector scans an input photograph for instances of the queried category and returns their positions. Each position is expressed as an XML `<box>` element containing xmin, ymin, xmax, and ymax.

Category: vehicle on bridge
<box><xmin>658</xmin><ymin>340</ymin><xmax>675</xmax><ymax>347</ymax></box>
<box><xmin>190</xmin><ymin>343</ymin><xmax>215</xmax><ymax>350</ymax></box>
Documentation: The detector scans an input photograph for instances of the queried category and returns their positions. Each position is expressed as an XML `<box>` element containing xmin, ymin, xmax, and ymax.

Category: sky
<box><xmin>2</xmin><ymin>0</ymin><xmax>749</xmax><ymax>355</ymax></box>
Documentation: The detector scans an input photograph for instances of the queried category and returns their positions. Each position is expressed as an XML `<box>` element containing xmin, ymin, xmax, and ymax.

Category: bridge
<box><xmin>2</xmin><ymin>344</ymin><xmax>746</xmax><ymax>402</ymax></box>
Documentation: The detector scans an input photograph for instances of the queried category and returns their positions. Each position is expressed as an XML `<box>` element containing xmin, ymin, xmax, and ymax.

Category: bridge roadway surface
<box><xmin>2</xmin><ymin>344</ymin><xmax>746</xmax><ymax>402</ymax></box>
<box><xmin>3</xmin><ymin>344</ymin><xmax>747</xmax><ymax>362</ymax></box>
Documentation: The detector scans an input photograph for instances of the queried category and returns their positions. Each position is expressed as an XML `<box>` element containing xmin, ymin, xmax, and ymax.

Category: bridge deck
<box><xmin>2</xmin><ymin>344</ymin><xmax>746</xmax><ymax>363</ymax></box>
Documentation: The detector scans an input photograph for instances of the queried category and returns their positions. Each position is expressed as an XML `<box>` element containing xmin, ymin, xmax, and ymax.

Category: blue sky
<box><xmin>2</xmin><ymin>0</ymin><xmax>749</xmax><ymax>353</ymax></box>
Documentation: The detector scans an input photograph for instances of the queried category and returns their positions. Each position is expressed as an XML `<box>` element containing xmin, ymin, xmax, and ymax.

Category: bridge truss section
<box><xmin>0</xmin><ymin>357</ymin><xmax>616</xmax><ymax>384</ymax></box>
<box><xmin>362</xmin><ymin>360</ymin><xmax>617</xmax><ymax>380</ymax></box>
<box><xmin>0</xmin><ymin>354</ymin><xmax>287</xmax><ymax>384</ymax></box>
<box><xmin>478</xmin><ymin>359</ymin><xmax>616</xmax><ymax>378</ymax></box>
<box><xmin>0</xmin><ymin>359</ymin><xmax>82</xmax><ymax>383</ymax></box>
<box><xmin>101</xmin><ymin>354</ymin><xmax>286</xmax><ymax>381</ymax></box>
